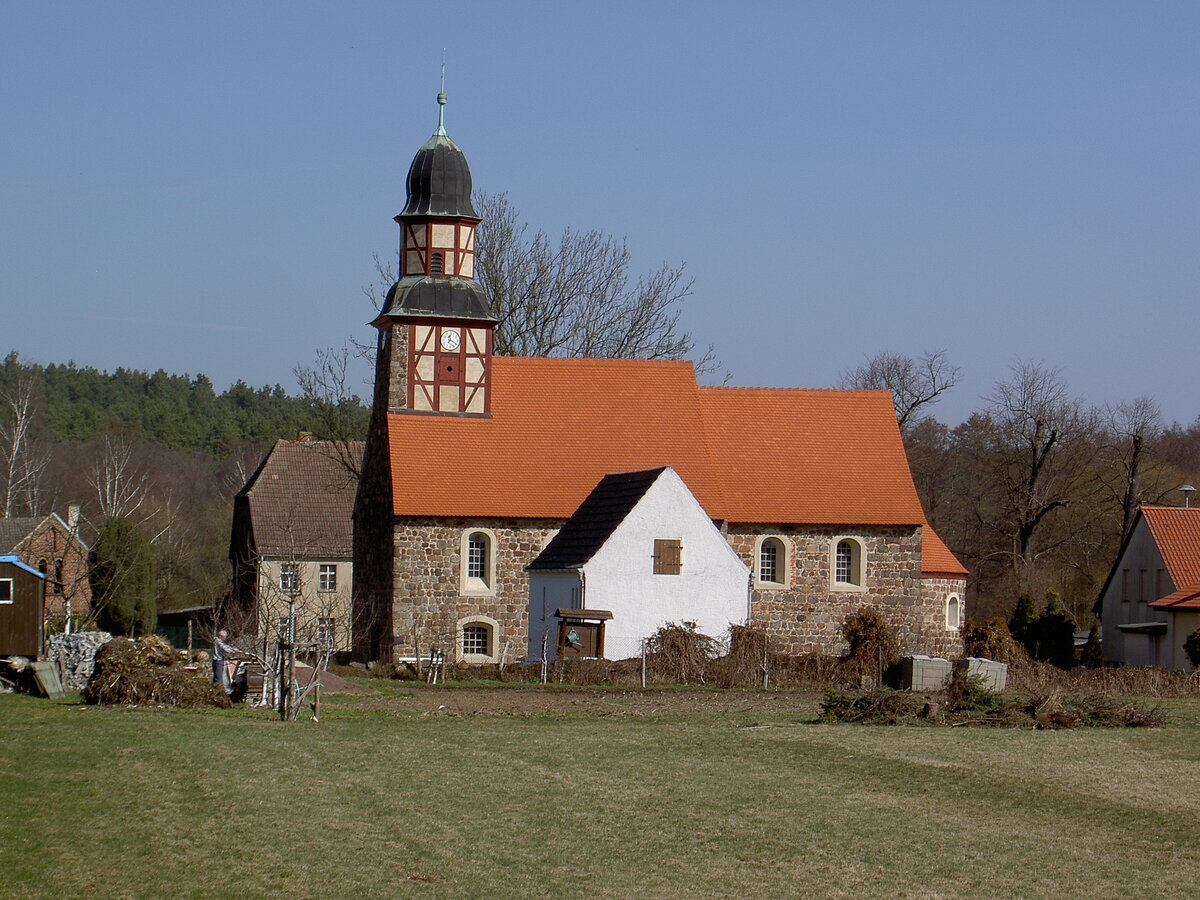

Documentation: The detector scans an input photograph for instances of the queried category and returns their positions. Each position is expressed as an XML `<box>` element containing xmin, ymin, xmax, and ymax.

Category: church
<box><xmin>351</xmin><ymin>94</ymin><xmax>967</xmax><ymax>666</ymax></box>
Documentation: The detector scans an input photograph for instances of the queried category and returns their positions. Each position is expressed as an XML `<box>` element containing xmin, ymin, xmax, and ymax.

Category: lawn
<box><xmin>1</xmin><ymin>687</ymin><xmax>1198</xmax><ymax>899</ymax></box>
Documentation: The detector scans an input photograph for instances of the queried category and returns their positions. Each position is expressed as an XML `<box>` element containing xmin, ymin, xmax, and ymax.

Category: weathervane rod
<box><xmin>436</xmin><ymin>49</ymin><xmax>447</xmax><ymax>135</ymax></box>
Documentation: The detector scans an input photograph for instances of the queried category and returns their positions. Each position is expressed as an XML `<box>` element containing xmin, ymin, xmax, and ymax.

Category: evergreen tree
<box><xmin>89</xmin><ymin>516</ymin><xmax>156</xmax><ymax>636</ymax></box>
<box><xmin>1028</xmin><ymin>590</ymin><xmax>1077</xmax><ymax>669</ymax></box>
<box><xmin>1009</xmin><ymin>593</ymin><xmax>1037</xmax><ymax>652</ymax></box>
<box><xmin>1080</xmin><ymin>624</ymin><xmax>1103</xmax><ymax>668</ymax></box>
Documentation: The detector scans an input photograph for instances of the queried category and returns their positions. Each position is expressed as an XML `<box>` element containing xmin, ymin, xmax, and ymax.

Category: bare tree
<box><xmin>293</xmin><ymin>346</ymin><xmax>368</xmax><ymax>479</ymax></box>
<box><xmin>363</xmin><ymin>192</ymin><xmax>720</xmax><ymax>376</ymax></box>
<box><xmin>1098</xmin><ymin>396</ymin><xmax>1175</xmax><ymax>546</ymax></box>
<box><xmin>0</xmin><ymin>372</ymin><xmax>49</xmax><ymax>517</ymax></box>
<box><xmin>840</xmin><ymin>349</ymin><xmax>960</xmax><ymax>432</ymax></box>
<box><xmin>983</xmin><ymin>361</ymin><xmax>1103</xmax><ymax>594</ymax></box>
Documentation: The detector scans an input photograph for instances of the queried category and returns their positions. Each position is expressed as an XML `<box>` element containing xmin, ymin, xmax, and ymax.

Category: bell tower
<box><xmin>371</xmin><ymin>88</ymin><xmax>498</xmax><ymax>416</ymax></box>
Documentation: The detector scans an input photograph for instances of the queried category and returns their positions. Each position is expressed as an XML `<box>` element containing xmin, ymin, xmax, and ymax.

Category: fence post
<box><xmin>640</xmin><ymin>638</ymin><xmax>647</xmax><ymax>689</ymax></box>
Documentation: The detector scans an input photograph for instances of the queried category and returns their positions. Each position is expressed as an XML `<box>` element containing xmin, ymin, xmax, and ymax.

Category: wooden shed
<box><xmin>0</xmin><ymin>555</ymin><xmax>45</xmax><ymax>658</ymax></box>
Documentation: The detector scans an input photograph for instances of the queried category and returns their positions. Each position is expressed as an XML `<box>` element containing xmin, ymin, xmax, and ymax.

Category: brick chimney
<box><xmin>297</xmin><ymin>431</ymin><xmax>312</xmax><ymax>442</ymax></box>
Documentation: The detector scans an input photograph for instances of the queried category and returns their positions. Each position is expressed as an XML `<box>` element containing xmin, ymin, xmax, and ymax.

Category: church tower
<box><xmin>371</xmin><ymin>90</ymin><xmax>498</xmax><ymax>416</ymax></box>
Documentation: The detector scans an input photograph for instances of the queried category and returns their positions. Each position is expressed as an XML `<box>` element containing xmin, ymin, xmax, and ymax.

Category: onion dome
<box><xmin>398</xmin><ymin>90</ymin><xmax>479</xmax><ymax>219</ymax></box>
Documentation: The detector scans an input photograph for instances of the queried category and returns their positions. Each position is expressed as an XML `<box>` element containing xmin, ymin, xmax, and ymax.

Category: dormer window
<box><xmin>430</xmin><ymin>252</ymin><xmax>444</xmax><ymax>274</ymax></box>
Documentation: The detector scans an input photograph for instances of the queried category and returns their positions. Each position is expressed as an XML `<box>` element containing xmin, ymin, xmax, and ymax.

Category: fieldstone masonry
<box><xmin>365</xmin><ymin>518</ymin><xmax>964</xmax><ymax>663</ymax></box>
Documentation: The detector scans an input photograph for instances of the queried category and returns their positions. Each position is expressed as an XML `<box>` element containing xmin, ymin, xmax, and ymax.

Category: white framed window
<box><xmin>0</xmin><ymin>578</ymin><xmax>13</xmax><ymax>604</ymax></box>
<box><xmin>754</xmin><ymin>535</ymin><xmax>789</xmax><ymax>588</ymax></box>
<box><xmin>458</xmin><ymin>615</ymin><xmax>500</xmax><ymax>663</ymax></box>
<box><xmin>460</xmin><ymin>528</ymin><xmax>497</xmax><ymax>596</ymax></box>
<box><xmin>945</xmin><ymin>594</ymin><xmax>961</xmax><ymax>630</ymax></box>
<box><xmin>830</xmin><ymin>537</ymin><xmax>866</xmax><ymax>591</ymax></box>
<box><xmin>318</xmin><ymin>564</ymin><xmax>337</xmax><ymax>592</ymax></box>
<box><xmin>316</xmin><ymin>617</ymin><xmax>336</xmax><ymax>648</ymax></box>
<box><xmin>279</xmin><ymin>563</ymin><xmax>299</xmax><ymax>593</ymax></box>
<box><xmin>276</xmin><ymin>616</ymin><xmax>289</xmax><ymax>639</ymax></box>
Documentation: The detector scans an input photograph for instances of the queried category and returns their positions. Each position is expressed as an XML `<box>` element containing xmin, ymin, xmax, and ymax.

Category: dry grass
<box><xmin>2</xmin><ymin>687</ymin><xmax>1198</xmax><ymax>899</ymax></box>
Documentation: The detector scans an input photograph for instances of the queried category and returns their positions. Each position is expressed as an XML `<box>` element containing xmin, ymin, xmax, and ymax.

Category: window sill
<box><xmin>829</xmin><ymin>582</ymin><xmax>867</xmax><ymax>593</ymax></box>
<box><xmin>754</xmin><ymin>580</ymin><xmax>789</xmax><ymax>591</ymax></box>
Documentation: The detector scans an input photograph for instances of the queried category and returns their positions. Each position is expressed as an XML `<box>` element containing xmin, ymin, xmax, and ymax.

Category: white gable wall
<box><xmin>564</xmin><ymin>468</ymin><xmax>750</xmax><ymax>658</ymax></box>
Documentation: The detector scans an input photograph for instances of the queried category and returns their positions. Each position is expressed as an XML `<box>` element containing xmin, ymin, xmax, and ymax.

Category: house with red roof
<box><xmin>1098</xmin><ymin>505</ymin><xmax>1200</xmax><ymax>670</ymax></box>
<box><xmin>351</xmin><ymin>97</ymin><xmax>967</xmax><ymax>666</ymax></box>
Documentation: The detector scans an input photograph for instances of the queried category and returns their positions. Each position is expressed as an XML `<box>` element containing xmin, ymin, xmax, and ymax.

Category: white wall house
<box><xmin>526</xmin><ymin>467</ymin><xmax>751</xmax><ymax>660</ymax></box>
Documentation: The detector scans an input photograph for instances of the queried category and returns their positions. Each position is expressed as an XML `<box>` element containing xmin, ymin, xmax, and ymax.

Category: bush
<box><xmin>645</xmin><ymin>622</ymin><xmax>717</xmax><ymax>685</ymax></box>
<box><xmin>90</xmin><ymin>517</ymin><xmax>156</xmax><ymax>637</ymax></box>
<box><xmin>1184</xmin><ymin>628</ymin><xmax>1200</xmax><ymax>668</ymax></box>
<box><xmin>841</xmin><ymin>608</ymin><xmax>901</xmax><ymax>685</ymax></box>
<box><xmin>961</xmin><ymin>617</ymin><xmax>1025</xmax><ymax>665</ymax></box>
<box><xmin>1027</xmin><ymin>591</ymin><xmax>1076</xmax><ymax>669</ymax></box>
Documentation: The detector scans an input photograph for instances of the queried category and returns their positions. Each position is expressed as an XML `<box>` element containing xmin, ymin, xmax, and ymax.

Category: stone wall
<box><xmin>388</xmin><ymin>517</ymin><xmax>559</xmax><ymax>663</ymax></box>
<box><xmin>725</xmin><ymin>524</ymin><xmax>954</xmax><ymax>656</ymax></box>
<box><xmin>376</xmin><ymin>517</ymin><xmax>962</xmax><ymax>664</ymax></box>
<box><xmin>919</xmin><ymin>575</ymin><xmax>967</xmax><ymax>659</ymax></box>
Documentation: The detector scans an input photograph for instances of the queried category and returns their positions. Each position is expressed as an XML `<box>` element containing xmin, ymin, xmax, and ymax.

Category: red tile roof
<box><xmin>1142</xmin><ymin>506</ymin><xmax>1200</xmax><ymax>609</ymax></box>
<box><xmin>385</xmin><ymin>357</ymin><xmax>966</xmax><ymax>576</ymax></box>
<box><xmin>1142</xmin><ymin>506</ymin><xmax>1200</xmax><ymax>589</ymax></box>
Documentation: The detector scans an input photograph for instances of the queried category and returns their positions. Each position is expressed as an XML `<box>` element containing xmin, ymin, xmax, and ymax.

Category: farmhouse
<box><xmin>230</xmin><ymin>436</ymin><xmax>363</xmax><ymax>656</ymax></box>
<box><xmin>1098</xmin><ymin>505</ymin><xmax>1200</xmax><ymax>670</ymax></box>
<box><xmin>351</xmin><ymin>96</ymin><xmax>967</xmax><ymax>665</ymax></box>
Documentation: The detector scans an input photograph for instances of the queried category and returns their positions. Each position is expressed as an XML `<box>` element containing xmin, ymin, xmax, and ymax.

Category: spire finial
<box><xmin>435</xmin><ymin>50</ymin><xmax>448</xmax><ymax>136</ymax></box>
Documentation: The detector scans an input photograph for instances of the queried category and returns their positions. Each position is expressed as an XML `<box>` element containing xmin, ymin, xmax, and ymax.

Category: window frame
<box><xmin>0</xmin><ymin>577</ymin><xmax>13</xmax><ymax>604</ymax></box>
<box><xmin>316</xmin><ymin>617</ymin><xmax>336</xmax><ymax>649</ymax></box>
<box><xmin>754</xmin><ymin>535</ymin><xmax>789</xmax><ymax>589</ymax></box>
<box><xmin>457</xmin><ymin>615</ymin><xmax>500</xmax><ymax>664</ymax></box>
<box><xmin>945</xmin><ymin>594</ymin><xmax>961</xmax><ymax>631</ymax></box>
<box><xmin>278</xmin><ymin>563</ymin><xmax>299</xmax><ymax>593</ymax></box>
<box><xmin>317</xmin><ymin>564</ymin><xmax>337</xmax><ymax>593</ymax></box>
<box><xmin>459</xmin><ymin>528</ymin><xmax>498</xmax><ymax>596</ymax></box>
<box><xmin>829</xmin><ymin>537</ymin><xmax>866</xmax><ymax>592</ymax></box>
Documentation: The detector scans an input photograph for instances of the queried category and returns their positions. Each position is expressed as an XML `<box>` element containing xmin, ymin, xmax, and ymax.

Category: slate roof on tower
<box><xmin>399</xmin><ymin>131</ymin><xmax>479</xmax><ymax>218</ymax></box>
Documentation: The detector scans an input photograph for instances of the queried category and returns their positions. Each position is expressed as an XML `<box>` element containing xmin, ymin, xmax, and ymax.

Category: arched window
<box><xmin>458</xmin><ymin>615</ymin><xmax>499</xmax><ymax>663</ymax></box>
<box><xmin>430</xmin><ymin>252</ymin><xmax>444</xmax><ymax>274</ymax></box>
<box><xmin>830</xmin><ymin>537</ymin><xmax>865</xmax><ymax>590</ymax></box>
<box><xmin>754</xmin><ymin>536</ymin><xmax>788</xmax><ymax>588</ymax></box>
<box><xmin>460</xmin><ymin>528</ymin><xmax>497</xmax><ymax>596</ymax></box>
<box><xmin>946</xmin><ymin>594</ymin><xmax>961</xmax><ymax>630</ymax></box>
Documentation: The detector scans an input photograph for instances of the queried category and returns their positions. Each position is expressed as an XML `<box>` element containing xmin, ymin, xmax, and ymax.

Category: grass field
<box><xmin>2</xmin><ymin>686</ymin><xmax>1198</xmax><ymax>899</ymax></box>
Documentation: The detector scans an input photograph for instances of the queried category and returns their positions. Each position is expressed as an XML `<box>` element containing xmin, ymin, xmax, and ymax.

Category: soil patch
<box><xmin>333</xmin><ymin>684</ymin><xmax>824</xmax><ymax>717</ymax></box>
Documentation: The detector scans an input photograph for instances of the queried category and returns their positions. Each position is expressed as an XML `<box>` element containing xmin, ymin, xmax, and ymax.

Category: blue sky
<box><xmin>2</xmin><ymin>2</ymin><xmax>1197</xmax><ymax>426</ymax></box>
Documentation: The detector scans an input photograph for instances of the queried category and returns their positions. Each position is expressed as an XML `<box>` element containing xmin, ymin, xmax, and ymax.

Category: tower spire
<box><xmin>435</xmin><ymin>51</ymin><xmax>447</xmax><ymax>136</ymax></box>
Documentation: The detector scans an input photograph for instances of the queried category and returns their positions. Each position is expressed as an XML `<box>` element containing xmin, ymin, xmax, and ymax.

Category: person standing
<box><xmin>212</xmin><ymin>629</ymin><xmax>239</xmax><ymax>693</ymax></box>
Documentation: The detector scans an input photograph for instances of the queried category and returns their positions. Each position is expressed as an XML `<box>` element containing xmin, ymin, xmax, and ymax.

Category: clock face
<box><xmin>440</xmin><ymin>329</ymin><xmax>461</xmax><ymax>352</ymax></box>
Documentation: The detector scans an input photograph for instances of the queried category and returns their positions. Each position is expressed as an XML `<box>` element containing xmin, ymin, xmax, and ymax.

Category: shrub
<box><xmin>961</xmin><ymin>616</ymin><xmax>1025</xmax><ymax>665</ymax></box>
<box><xmin>841</xmin><ymin>608</ymin><xmax>901</xmax><ymax>685</ymax></box>
<box><xmin>645</xmin><ymin>621</ymin><xmax>717</xmax><ymax>685</ymax></box>
<box><xmin>1027</xmin><ymin>591</ymin><xmax>1076</xmax><ymax>669</ymax></box>
<box><xmin>1184</xmin><ymin>628</ymin><xmax>1200</xmax><ymax>668</ymax></box>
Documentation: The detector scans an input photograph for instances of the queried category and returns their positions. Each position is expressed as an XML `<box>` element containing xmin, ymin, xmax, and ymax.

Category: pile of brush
<box><xmin>83</xmin><ymin>636</ymin><xmax>231</xmax><ymax>708</ymax></box>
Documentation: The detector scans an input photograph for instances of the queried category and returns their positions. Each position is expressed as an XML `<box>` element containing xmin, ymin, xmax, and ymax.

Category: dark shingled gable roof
<box><xmin>527</xmin><ymin>468</ymin><xmax>667</xmax><ymax>571</ymax></box>
<box><xmin>237</xmin><ymin>440</ymin><xmax>364</xmax><ymax>557</ymax></box>
<box><xmin>0</xmin><ymin>517</ymin><xmax>41</xmax><ymax>553</ymax></box>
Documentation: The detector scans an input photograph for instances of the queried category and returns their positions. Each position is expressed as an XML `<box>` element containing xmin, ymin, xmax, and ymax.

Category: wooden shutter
<box><xmin>653</xmin><ymin>539</ymin><xmax>682</xmax><ymax>575</ymax></box>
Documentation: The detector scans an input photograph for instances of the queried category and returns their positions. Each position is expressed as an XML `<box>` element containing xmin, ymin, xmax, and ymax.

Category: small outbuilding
<box><xmin>526</xmin><ymin>467</ymin><xmax>751</xmax><ymax>660</ymax></box>
<box><xmin>0</xmin><ymin>555</ymin><xmax>46</xmax><ymax>658</ymax></box>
